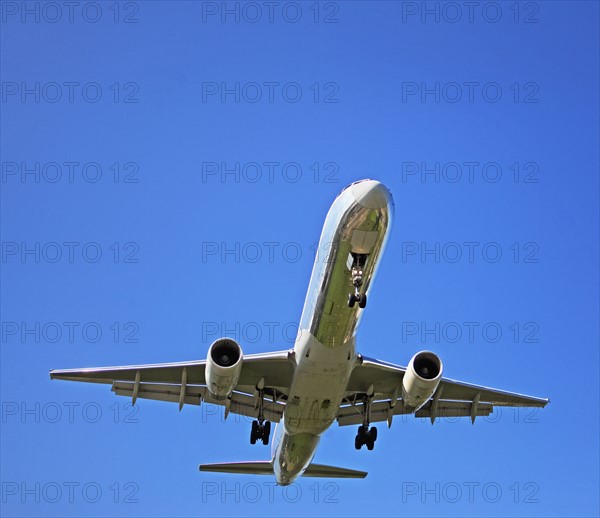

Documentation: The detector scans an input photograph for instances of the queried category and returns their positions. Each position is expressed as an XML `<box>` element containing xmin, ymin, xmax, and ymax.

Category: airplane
<box><xmin>50</xmin><ymin>179</ymin><xmax>549</xmax><ymax>485</ymax></box>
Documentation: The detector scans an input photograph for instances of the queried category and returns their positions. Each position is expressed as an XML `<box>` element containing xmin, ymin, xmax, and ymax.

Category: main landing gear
<box><xmin>348</xmin><ymin>253</ymin><xmax>368</xmax><ymax>309</ymax></box>
<box><xmin>354</xmin><ymin>394</ymin><xmax>378</xmax><ymax>450</ymax></box>
<box><xmin>250</xmin><ymin>384</ymin><xmax>271</xmax><ymax>445</ymax></box>
<box><xmin>355</xmin><ymin>425</ymin><xmax>377</xmax><ymax>451</ymax></box>
<box><xmin>250</xmin><ymin>420</ymin><xmax>271</xmax><ymax>445</ymax></box>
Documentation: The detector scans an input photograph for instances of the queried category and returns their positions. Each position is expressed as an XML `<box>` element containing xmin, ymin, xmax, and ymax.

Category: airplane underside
<box><xmin>49</xmin><ymin>180</ymin><xmax>549</xmax><ymax>486</ymax></box>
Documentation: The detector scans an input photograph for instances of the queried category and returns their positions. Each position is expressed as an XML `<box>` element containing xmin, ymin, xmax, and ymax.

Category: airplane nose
<box><xmin>351</xmin><ymin>180</ymin><xmax>392</xmax><ymax>209</ymax></box>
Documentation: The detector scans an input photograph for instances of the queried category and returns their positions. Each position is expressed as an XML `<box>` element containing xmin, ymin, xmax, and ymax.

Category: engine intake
<box><xmin>206</xmin><ymin>338</ymin><xmax>243</xmax><ymax>399</ymax></box>
<box><xmin>402</xmin><ymin>351</ymin><xmax>443</xmax><ymax>412</ymax></box>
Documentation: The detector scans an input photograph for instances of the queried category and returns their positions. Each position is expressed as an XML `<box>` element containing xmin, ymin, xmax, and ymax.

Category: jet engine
<box><xmin>205</xmin><ymin>338</ymin><xmax>243</xmax><ymax>399</ymax></box>
<box><xmin>401</xmin><ymin>351</ymin><xmax>443</xmax><ymax>412</ymax></box>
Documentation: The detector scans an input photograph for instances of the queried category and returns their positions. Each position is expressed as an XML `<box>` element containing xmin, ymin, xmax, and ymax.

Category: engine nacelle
<box><xmin>402</xmin><ymin>351</ymin><xmax>443</xmax><ymax>412</ymax></box>
<box><xmin>205</xmin><ymin>338</ymin><xmax>243</xmax><ymax>400</ymax></box>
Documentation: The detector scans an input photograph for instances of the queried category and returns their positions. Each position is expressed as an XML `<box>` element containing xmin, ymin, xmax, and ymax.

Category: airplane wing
<box><xmin>339</xmin><ymin>355</ymin><xmax>549</xmax><ymax>426</ymax></box>
<box><xmin>50</xmin><ymin>350</ymin><xmax>294</xmax><ymax>422</ymax></box>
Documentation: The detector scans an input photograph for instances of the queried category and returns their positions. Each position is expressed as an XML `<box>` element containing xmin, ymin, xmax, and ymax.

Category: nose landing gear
<box><xmin>348</xmin><ymin>253</ymin><xmax>368</xmax><ymax>309</ymax></box>
<box><xmin>348</xmin><ymin>291</ymin><xmax>367</xmax><ymax>309</ymax></box>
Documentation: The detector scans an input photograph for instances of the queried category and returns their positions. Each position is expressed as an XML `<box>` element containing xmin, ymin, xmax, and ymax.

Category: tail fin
<box><xmin>199</xmin><ymin>461</ymin><xmax>367</xmax><ymax>479</ymax></box>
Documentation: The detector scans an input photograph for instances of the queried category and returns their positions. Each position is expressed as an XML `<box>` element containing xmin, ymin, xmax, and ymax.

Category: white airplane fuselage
<box><xmin>271</xmin><ymin>180</ymin><xmax>393</xmax><ymax>485</ymax></box>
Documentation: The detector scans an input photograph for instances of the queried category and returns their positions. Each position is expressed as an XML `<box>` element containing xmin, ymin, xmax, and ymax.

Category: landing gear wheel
<box><xmin>354</xmin><ymin>425</ymin><xmax>367</xmax><ymax>449</ymax></box>
<box><xmin>358</xmin><ymin>294</ymin><xmax>367</xmax><ymax>309</ymax></box>
<box><xmin>367</xmin><ymin>426</ymin><xmax>378</xmax><ymax>450</ymax></box>
<box><xmin>250</xmin><ymin>420</ymin><xmax>258</xmax><ymax>444</ymax></box>
<box><xmin>369</xmin><ymin>426</ymin><xmax>377</xmax><ymax>442</ymax></box>
<box><xmin>262</xmin><ymin>421</ymin><xmax>271</xmax><ymax>445</ymax></box>
<box><xmin>348</xmin><ymin>293</ymin><xmax>357</xmax><ymax>308</ymax></box>
<box><xmin>366</xmin><ymin>427</ymin><xmax>377</xmax><ymax>450</ymax></box>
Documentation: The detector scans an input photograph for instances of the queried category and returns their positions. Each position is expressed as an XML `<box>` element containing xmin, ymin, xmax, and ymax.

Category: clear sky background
<box><xmin>1</xmin><ymin>1</ymin><xmax>598</xmax><ymax>517</ymax></box>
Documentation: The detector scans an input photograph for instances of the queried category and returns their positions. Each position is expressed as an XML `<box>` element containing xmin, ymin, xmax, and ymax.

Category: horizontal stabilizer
<box><xmin>303</xmin><ymin>463</ymin><xmax>367</xmax><ymax>478</ymax></box>
<box><xmin>200</xmin><ymin>461</ymin><xmax>273</xmax><ymax>475</ymax></box>
<box><xmin>199</xmin><ymin>461</ymin><xmax>367</xmax><ymax>479</ymax></box>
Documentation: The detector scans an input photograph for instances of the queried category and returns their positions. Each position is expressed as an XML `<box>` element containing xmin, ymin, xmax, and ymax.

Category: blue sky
<box><xmin>1</xmin><ymin>1</ymin><xmax>598</xmax><ymax>516</ymax></box>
